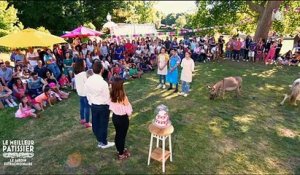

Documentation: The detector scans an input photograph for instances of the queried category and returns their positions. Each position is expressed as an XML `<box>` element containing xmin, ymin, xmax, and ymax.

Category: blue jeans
<box><xmin>225</xmin><ymin>50</ymin><xmax>232</xmax><ymax>59</ymax></box>
<box><xmin>47</xmin><ymin>63</ymin><xmax>61</xmax><ymax>79</ymax></box>
<box><xmin>233</xmin><ymin>50</ymin><xmax>240</xmax><ymax>61</ymax></box>
<box><xmin>91</xmin><ymin>104</ymin><xmax>110</xmax><ymax>145</ymax></box>
<box><xmin>159</xmin><ymin>75</ymin><xmax>166</xmax><ymax>84</ymax></box>
<box><xmin>181</xmin><ymin>81</ymin><xmax>190</xmax><ymax>94</ymax></box>
<box><xmin>79</xmin><ymin>96</ymin><xmax>90</xmax><ymax>123</ymax></box>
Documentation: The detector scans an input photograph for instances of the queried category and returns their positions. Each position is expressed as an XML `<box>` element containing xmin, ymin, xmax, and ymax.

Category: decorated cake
<box><xmin>153</xmin><ymin>104</ymin><xmax>171</xmax><ymax>128</ymax></box>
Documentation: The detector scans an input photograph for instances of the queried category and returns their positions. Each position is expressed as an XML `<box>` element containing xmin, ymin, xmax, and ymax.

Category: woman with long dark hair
<box><xmin>109</xmin><ymin>77</ymin><xmax>132</xmax><ymax>160</ymax></box>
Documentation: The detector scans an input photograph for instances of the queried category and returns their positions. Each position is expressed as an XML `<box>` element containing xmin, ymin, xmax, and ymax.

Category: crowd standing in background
<box><xmin>1</xmin><ymin>34</ymin><xmax>300</xmax><ymax>109</ymax></box>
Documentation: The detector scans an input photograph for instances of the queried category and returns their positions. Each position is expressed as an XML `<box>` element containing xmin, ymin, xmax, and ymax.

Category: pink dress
<box><xmin>59</xmin><ymin>77</ymin><xmax>69</xmax><ymax>86</ymax></box>
<box><xmin>15</xmin><ymin>104</ymin><xmax>35</xmax><ymax>118</ymax></box>
<box><xmin>265</xmin><ymin>45</ymin><xmax>276</xmax><ymax>63</ymax></box>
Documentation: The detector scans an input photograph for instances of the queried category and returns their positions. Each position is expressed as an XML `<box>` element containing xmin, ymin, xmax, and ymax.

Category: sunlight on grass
<box><xmin>164</xmin><ymin>93</ymin><xmax>179</xmax><ymax>100</ymax></box>
<box><xmin>124</xmin><ymin>81</ymin><xmax>131</xmax><ymax>85</ymax></box>
<box><xmin>259</xmin><ymin>84</ymin><xmax>285</xmax><ymax>91</ymax></box>
<box><xmin>208</xmin><ymin>118</ymin><xmax>229</xmax><ymax>137</ymax></box>
<box><xmin>131</xmin><ymin>91</ymin><xmax>161</xmax><ymax>105</ymax></box>
<box><xmin>145</xmin><ymin>76</ymin><xmax>158</xmax><ymax>84</ymax></box>
<box><xmin>233</xmin><ymin>114</ymin><xmax>257</xmax><ymax>125</ymax></box>
<box><xmin>257</xmin><ymin>68</ymin><xmax>277</xmax><ymax>78</ymax></box>
<box><xmin>276</xmin><ymin>126</ymin><xmax>299</xmax><ymax>138</ymax></box>
<box><xmin>129</xmin><ymin>112</ymin><xmax>139</xmax><ymax>119</ymax></box>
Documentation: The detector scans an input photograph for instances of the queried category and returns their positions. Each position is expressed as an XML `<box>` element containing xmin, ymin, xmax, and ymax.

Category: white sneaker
<box><xmin>8</xmin><ymin>102</ymin><xmax>14</xmax><ymax>108</ymax></box>
<box><xmin>178</xmin><ymin>92</ymin><xmax>184</xmax><ymax>96</ymax></box>
<box><xmin>162</xmin><ymin>85</ymin><xmax>166</xmax><ymax>89</ymax></box>
<box><xmin>12</xmin><ymin>101</ymin><xmax>18</xmax><ymax>107</ymax></box>
<box><xmin>156</xmin><ymin>84</ymin><xmax>162</xmax><ymax>89</ymax></box>
<box><xmin>183</xmin><ymin>93</ymin><xmax>188</xmax><ymax>97</ymax></box>
<box><xmin>98</xmin><ymin>141</ymin><xmax>115</xmax><ymax>149</ymax></box>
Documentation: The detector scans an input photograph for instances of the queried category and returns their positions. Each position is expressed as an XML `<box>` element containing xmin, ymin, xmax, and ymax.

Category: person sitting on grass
<box><xmin>112</xmin><ymin>64</ymin><xmax>122</xmax><ymax>78</ymax></box>
<box><xmin>25</xmin><ymin>92</ymin><xmax>42</xmax><ymax>111</ymax></box>
<box><xmin>15</xmin><ymin>96</ymin><xmax>37</xmax><ymax>118</ymax></box>
<box><xmin>0</xmin><ymin>62</ymin><xmax>13</xmax><ymax>87</ymax></box>
<box><xmin>290</xmin><ymin>53</ymin><xmax>300</xmax><ymax>66</ymax></box>
<box><xmin>12</xmin><ymin>78</ymin><xmax>26</xmax><ymax>101</ymax></box>
<box><xmin>34</xmin><ymin>85</ymin><xmax>54</xmax><ymax>111</ymax></box>
<box><xmin>44</xmin><ymin>71</ymin><xmax>69</xmax><ymax>100</ymax></box>
<box><xmin>63</xmin><ymin>52</ymin><xmax>74</xmax><ymax>79</ymax></box>
<box><xmin>129</xmin><ymin>64</ymin><xmax>142</xmax><ymax>79</ymax></box>
<box><xmin>0</xmin><ymin>83</ymin><xmax>18</xmax><ymax>108</ymax></box>
<box><xmin>34</xmin><ymin>60</ymin><xmax>49</xmax><ymax>79</ymax></box>
<box><xmin>58</xmin><ymin>74</ymin><xmax>71</xmax><ymax>89</ymax></box>
<box><xmin>122</xmin><ymin>68</ymin><xmax>130</xmax><ymax>80</ymax></box>
<box><xmin>277</xmin><ymin>50</ymin><xmax>291</xmax><ymax>66</ymax></box>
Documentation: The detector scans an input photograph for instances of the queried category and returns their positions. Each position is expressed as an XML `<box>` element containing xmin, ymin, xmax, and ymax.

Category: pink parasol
<box><xmin>61</xmin><ymin>26</ymin><xmax>102</xmax><ymax>38</ymax></box>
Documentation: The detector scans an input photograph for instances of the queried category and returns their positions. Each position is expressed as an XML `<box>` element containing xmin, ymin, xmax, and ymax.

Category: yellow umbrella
<box><xmin>0</xmin><ymin>28</ymin><xmax>66</xmax><ymax>48</ymax></box>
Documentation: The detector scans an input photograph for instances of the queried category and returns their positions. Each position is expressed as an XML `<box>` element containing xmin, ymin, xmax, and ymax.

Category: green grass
<box><xmin>1</xmin><ymin>61</ymin><xmax>300</xmax><ymax>174</ymax></box>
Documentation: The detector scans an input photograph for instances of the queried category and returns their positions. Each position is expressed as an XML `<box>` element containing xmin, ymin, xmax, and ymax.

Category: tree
<box><xmin>36</xmin><ymin>26</ymin><xmax>50</xmax><ymax>34</ymax></box>
<box><xmin>8</xmin><ymin>0</ymin><xmax>123</xmax><ymax>35</ymax></box>
<box><xmin>191</xmin><ymin>0</ymin><xmax>294</xmax><ymax>40</ymax></box>
<box><xmin>83</xmin><ymin>22</ymin><xmax>96</xmax><ymax>30</ymax></box>
<box><xmin>175</xmin><ymin>15</ymin><xmax>187</xmax><ymax>29</ymax></box>
<box><xmin>113</xmin><ymin>1</ymin><xmax>158</xmax><ymax>24</ymax></box>
<box><xmin>0</xmin><ymin>0</ymin><xmax>23</xmax><ymax>37</ymax></box>
<box><xmin>161</xmin><ymin>13</ymin><xmax>185</xmax><ymax>26</ymax></box>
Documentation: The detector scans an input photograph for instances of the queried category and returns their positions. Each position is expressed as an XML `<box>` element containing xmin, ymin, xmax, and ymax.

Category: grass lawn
<box><xmin>1</xmin><ymin>60</ymin><xmax>300</xmax><ymax>174</ymax></box>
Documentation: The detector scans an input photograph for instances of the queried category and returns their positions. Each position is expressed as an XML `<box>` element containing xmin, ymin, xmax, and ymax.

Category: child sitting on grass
<box><xmin>25</xmin><ymin>93</ymin><xmax>42</xmax><ymax>111</ymax></box>
<box><xmin>129</xmin><ymin>64</ymin><xmax>142</xmax><ymax>79</ymax></box>
<box><xmin>34</xmin><ymin>85</ymin><xmax>54</xmax><ymax>111</ymax></box>
<box><xmin>15</xmin><ymin>96</ymin><xmax>37</xmax><ymax>118</ymax></box>
<box><xmin>58</xmin><ymin>74</ymin><xmax>71</xmax><ymax>89</ymax></box>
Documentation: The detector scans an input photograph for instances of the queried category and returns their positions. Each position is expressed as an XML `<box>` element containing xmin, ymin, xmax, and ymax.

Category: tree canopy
<box><xmin>8</xmin><ymin>0</ymin><xmax>122</xmax><ymax>35</ymax></box>
<box><xmin>191</xmin><ymin>0</ymin><xmax>300</xmax><ymax>39</ymax></box>
<box><xmin>0</xmin><ymin>1</ymin><xmax>23</xmax><ymax>37</ymax></box>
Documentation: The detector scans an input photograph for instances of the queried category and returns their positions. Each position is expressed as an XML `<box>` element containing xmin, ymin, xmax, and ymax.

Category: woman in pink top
<box><xmin>109</xmin><ymin>77</ymin><xmax>133</xmax><ymax>160</ymax></box>
<box><xmin>265</xmin><ymin>42</ymin><xmax>277</xmax><ymax>65</ymax></box>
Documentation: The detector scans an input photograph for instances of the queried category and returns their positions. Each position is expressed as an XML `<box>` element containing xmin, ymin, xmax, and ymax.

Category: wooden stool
<box><xmin>147</xmin><ymin>124</ymin><xmax>174</xmax><ymax>173</ymax></box>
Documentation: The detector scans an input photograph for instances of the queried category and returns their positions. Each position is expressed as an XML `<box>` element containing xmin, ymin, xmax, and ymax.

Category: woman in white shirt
<box><xmin>156</xmin><ymin>47</ymin><xmax>169</xmax><ymax>89</ymax></box>
<box><xmin>74</xmin><ymin>60</ymin><xmax>91</xmax><ymax>128</ymax></box>
<box><xmin>87</xmin><ymin>40</ymin><xmax>94</xmax><ymax>53</ymax></box>
<box><xmin>179</xmin><ymin>51</ymin><xmax>195</xmax><ymax>97</ymax></box>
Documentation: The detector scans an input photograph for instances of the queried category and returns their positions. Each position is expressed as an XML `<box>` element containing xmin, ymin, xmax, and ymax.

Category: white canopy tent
<box><xmin>102</xmin><ymin>13</ymin><xmax>157</xmax><ymax>37</ymax></box>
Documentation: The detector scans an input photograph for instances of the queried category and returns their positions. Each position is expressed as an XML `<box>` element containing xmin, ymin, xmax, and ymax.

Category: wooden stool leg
<box><xmin>147</xmin><ymin>134</ymin><xmax>154</xmax><ymax>165</ymax></box>
<box><xmin>169</xmin><ymin>135</ymin><xmax>173</xmax><ymax>162</ymax></box>
<box><xmin>162</xmin><ymin>137</ymin><xmax>166</xmax><ymax>173</ymax></box>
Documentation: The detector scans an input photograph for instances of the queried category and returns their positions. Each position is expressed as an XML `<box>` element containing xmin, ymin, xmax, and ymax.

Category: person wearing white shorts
<box><xmin>248</xmin><ymin>50</ymin><xmax>255</xmax><ymax>62</ymax></box>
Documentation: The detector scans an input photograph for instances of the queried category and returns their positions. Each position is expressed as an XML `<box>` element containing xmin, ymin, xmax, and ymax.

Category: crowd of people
<box><xmin>224</xmin><ymin>35</ymin><xmax>300</xmax><ymax>65</ymax></box>
<box><xmin>1</xmin><ymin>35</ymin><xmax>300</xmax><ymax>110</ymax></box>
